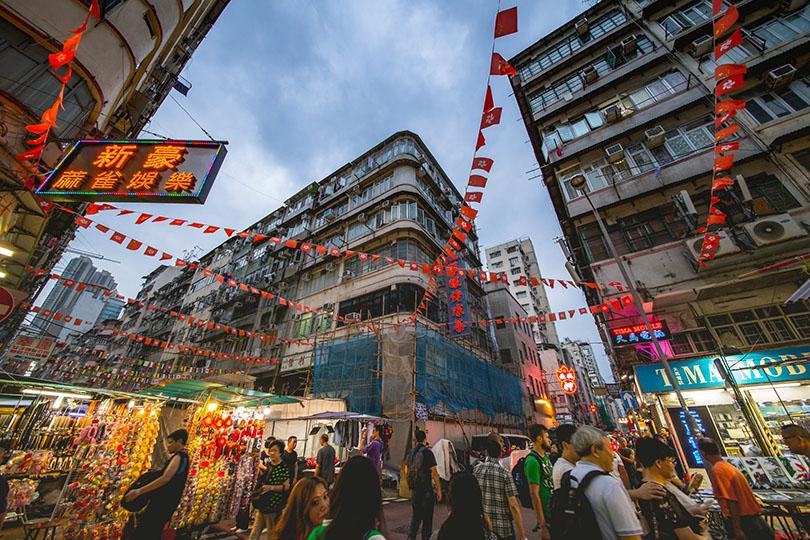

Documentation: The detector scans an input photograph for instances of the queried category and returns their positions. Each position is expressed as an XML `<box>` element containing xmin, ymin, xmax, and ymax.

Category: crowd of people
<box><xmin>104</xmin><ymin>420</ymin><xmax>810</xmax><ymax>539</ymax></box>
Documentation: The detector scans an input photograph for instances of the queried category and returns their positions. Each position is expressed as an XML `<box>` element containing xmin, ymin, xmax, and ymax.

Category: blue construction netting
<box><xmin>313</xmin><ymin>335</ymin><xmax>381</xmax><ymax>416</ymax></box>
<box><xmin>416</xmin><ymin>327</ymin><xmax>523</xmax><ymax>419</ymax></box>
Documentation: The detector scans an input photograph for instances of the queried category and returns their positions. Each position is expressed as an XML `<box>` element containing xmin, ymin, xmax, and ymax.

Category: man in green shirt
<box><xmin>525</xmin><ymin>424</ymin><xmax>553</xmax><ymax>540</ymax></box>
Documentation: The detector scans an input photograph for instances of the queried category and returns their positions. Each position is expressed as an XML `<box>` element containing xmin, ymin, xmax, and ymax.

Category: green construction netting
<box><xmin>137</xmin><ymin>379</ymin><xmax>300</xmax><ymax>407</ymax></box>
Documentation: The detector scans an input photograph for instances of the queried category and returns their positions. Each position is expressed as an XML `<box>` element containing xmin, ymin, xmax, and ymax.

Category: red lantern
<box><xmin>590</xmin><ymin>403</ymin><xmax>597</xmax><ymax>414</ymax></box>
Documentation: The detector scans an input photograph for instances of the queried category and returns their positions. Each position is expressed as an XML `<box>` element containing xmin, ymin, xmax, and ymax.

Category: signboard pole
<box><xmin>578</xmin><ymin>189</ymin><xmax>699</xmax><ymax>436</ymax></box>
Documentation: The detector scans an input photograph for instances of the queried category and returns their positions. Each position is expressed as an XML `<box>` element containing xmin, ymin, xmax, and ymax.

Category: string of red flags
<box><xmin>696</xmin><ymin>0</ymin><xmax>747</xmax><ymax>267</ymax></box>
<box><xmin>16</xmin><ymin>0</ymin><xmax>99</xmax><ymax>176</ymax></box>
<box><xmin>68</xmin><ymin>204</ymin><xmax>612</xmax><ymax>292</ymax></box>
<box><xmin>17</xmin><ymin>302</ymin><xmax>280</xmax><ymax>365</ymax></box>
<box><xmin>415</xmin><ymin>5</ymin><xmax>519</xmax><ymax>320</ymax></box>
<box><xmin>22</xmin><ymin>265</ymin><xmax>314</xmax><ymax>347</ymax></box>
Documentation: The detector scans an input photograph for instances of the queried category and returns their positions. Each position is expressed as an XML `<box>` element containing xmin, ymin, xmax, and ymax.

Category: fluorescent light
<box><xmin>0</xmin><ymin>270</ymin><xmax>6</xmax><ymax>279</ymax></box>
<box><xmin>22</xmin><ymin>389</ymin><xmax>91</xmax><ymax>400</ymax></box>
<box><xmin>0</xmin><ymin>247</ymin><xmax>12</xmax><ymax>257</ymax></box>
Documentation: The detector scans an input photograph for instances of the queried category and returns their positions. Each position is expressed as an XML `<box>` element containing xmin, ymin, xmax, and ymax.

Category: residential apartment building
<box><xmin>0</xmin><ymin>0</ymin><xmax>230</xmax><ymax>344</ymax></box>
<box><xmin>485</xmin><ymin>238</ymin><xmax>559</xmax><ymax>346</ymax></box>
<box><xmin>485</xmin><ymin>282</ymin><xmax>554</xmax><ymax>426</ymax></box>
<box><xmin>511</xmin><ymin>0</ymin><xmax>810</xmax><ymax>440</ymax></box>
<box><xmin>115</xmin><ymin>133</ymin><xmax>526</xmax><ymax>456</ymax></box>
<box><xmin>562</xmin><ymin>337</ymin><xmax>604</xmax><ymax>388</ymax></box>
<box><xmin>29</xmin><ymin>256</ymin><xmax>119</xmax><ymax>339</ymax></box>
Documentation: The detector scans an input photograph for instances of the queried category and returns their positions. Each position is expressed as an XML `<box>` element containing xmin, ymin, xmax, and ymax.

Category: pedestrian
<box><xmin>567</xmin><ymin>425</ymin><xmax>644</xmax><ymax>540</ymax></box>
<box><xmin>473</xmin><ymin>434</ymin><xmax>527</xmax><ymax>540</ymax></box>
<box><xmin>259</xmin><ymin>436</ymin><xmax>277</xmax><ymax>473</ymax></box>
<box><xmin>551</xmin><ymin>424</ymin><xmax>579</xmax><ymax>490</ymax></box>
<box><xmin>432</xmin><ymin>471</ymin><xmax>494</xmax><ymax>540</ymax></box>
<box><xmin>525</xmin><ymin>424</ymin><xmax>553</xmax><ymax>540</ymax></box>
<box><xmin>697</xmin><ymin>438</ymin><xmax>775</xmax><ymax>540</ymax></box>
<box><xmin>0</xmin><ymin>440</ymin><xmax>11</xmax><ymax>531</ymax></box>
<box><xmin>283</xmin><ymin>436</ymin><xmax>300</xmax><ymax>486</ymax></box>
<box><xmin>780</xmin><ymin>423</ymin><xmax>810</xmax><ymax>458</ymax></box>
<box><xmin>360</xmin><ymin>425</ymin><xmax>385</xmax><ymax>480</ymax></box>
<box><xmin>123</xmin><ymin>428</ymin><xmax>190</xmax><ymax>538</ymax></box>
<box><xmin>307</xmin><ymin>455</ymin><xmax>386</xmax><ymax>540</ymax></box>
<box><xmin>251</xmin><ymin>439</ymin><xmax>291</xmax><ymax>540</ymax></box>
<box><xmin>272</xmin><ymin>477</ymin><xmax>329</xmax><ymax>540</ymax></box>
<box><xmin>315</xmin><ymin>433</ymin><xmax>336</xmax><ymax>487</ymax></box>
<box><xmin>405</xmin><ymin>429</ymin><xmax>442</xmax><ymax>540</ymax></box>
<box><xmin>635</xmin><ymin>437</ymin><xmax>708</xmax><ymax>540</ymax></box>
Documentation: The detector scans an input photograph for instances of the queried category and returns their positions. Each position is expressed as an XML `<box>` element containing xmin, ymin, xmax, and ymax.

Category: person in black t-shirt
<box><xmin>405</xmin><ymin>429</ymin><xmax>441</xmax><ymax>540</ymax></box>
<box><xmin>124</xmin><ymin>429</ymin><xmax>190</xmax><ymax>538</ymax></box>
<box><xmin>282</xmin><ymin>436</ymin><xmax>299</xmax><ymax>487</ymax></box>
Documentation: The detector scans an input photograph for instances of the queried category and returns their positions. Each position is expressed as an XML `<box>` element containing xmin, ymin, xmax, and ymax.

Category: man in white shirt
<box><xmin>569</xmin><ymin>426</ymin><xmax>643</xmax><ymax>540</ymax></box>
<box><xmin>551</xmin><ymin>424</ymin><xmax>578</xmax><ymax>490</ymax></box>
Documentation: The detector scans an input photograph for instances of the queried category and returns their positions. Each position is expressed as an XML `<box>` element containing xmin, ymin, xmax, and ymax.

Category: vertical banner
<box><xmin>446</xmin><ymin>257</ymin><xmax>470</xmax><ymax>337</ymax></box>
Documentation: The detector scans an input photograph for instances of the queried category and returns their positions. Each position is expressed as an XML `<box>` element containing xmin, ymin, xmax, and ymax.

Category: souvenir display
<box><xmin>58</xmin><ymin>401</ymin><xmax>162</xmax><ymax>540</ymax></box>
<box><xmin>1</xmin><ymin>450</ymin><xmax>53</xmax><ymax>475</ymax></box>
<box><xmin>6</xmin><ymin>478</ymin><xmax>39</xmax><ymax>511</ymax></box>
<box><xmin>172</xmin><ymin>404</ymin><xmax>263</xmax><ymax>529</ymax></box>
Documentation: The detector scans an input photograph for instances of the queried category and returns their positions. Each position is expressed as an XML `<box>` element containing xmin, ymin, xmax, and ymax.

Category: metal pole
<box><xmin>581</xmin><ymin>190</ymin><xmax>699</xmax><ymax>435</ymax></box>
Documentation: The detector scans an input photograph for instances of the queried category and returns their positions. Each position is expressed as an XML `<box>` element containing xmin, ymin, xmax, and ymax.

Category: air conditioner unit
<box><xmin>691</xmin><ymin>35</ymin><xmax>712</xmax><ymax>58</ymax></box>
<box><xmin>767</xmin><ymin>64</ymin><xmax>796</xmax><ymax>90</ymax></box>
<box><xmin>603</xmin><ymin>104</ymin><xmax>622</xmax><ymax>123</ymax></box>
<box><xmin>780</xmin><ymin>0</ymin><xmax>808</xmax><ymax>12</ymax></box>
<box><xmin>301</xmin><ymin>273</ymin><xmax>311</xmax><ymax>282</ymax></box>
<box><xmin>355</xmin><ymin>212</ymin><xmax>366</xmax><ymax>222</ymax></box>
<box><xmin>575</xmin><ymin>18</ymin><xmax>589</xmax><ymax>35</ymax></box>
<box><xmin>343</xmin><ymin>269</ymin><xmax>355</xmax><ymax>279</ymax></box>
<box><xmin>580</xmin><ymin>65</ymin><xmax>598</xmax><ymax>83</ymax></box>
<box><xmin>742</xmin><ymin>214</ymin><xmax>807</xmax><ymax>246</ymax></box>
<box><xmin>621</xmin><ymin>35</ymin><xmax>638</xmax><ymax>55</ymax></box>
<box><xmin>381</xmin><ymin>200</ymin><xmax>391</xmax><ymax>208</ymax></box>
<box><xmin>686</xmin><ymin>230</ymin><xmax>740</xmax><ymax>261</ymax></box>
<box><xmin>605</xmin><ymin>143</ymin><xmax>625</xmax><ymax>163</ymax></box>
<box><xmin>325</xmin><ymin>263</ymin><xmax>336</xmax><ymax>272</ymax></box>
<box><xmin>644</xmin><ymin>125</ymin><xmax>666</xmax><ymax>148</ymax></box>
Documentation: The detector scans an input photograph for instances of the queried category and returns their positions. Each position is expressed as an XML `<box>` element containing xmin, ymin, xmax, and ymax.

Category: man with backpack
<box><xmin>550</xmin><ymin>426</ymin><xmax>643</xmax><ymax>540</ymax></box>
<box><xmin>475</xmin><ymin>434</ymin><xmax>527</xmax><ymax>540</ymax></box>
<box><xmin>405</xmin><ymin>429</ymin><xmax>441</xmax><ymax>540</ymax></box>
<box><xmin>523</xmin><ymin>424</ymin><xmax>553</xmax><ymax>540</ymax></box>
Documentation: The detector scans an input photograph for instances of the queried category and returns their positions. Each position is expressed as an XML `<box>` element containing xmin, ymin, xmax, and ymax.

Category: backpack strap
<box><xmin>577</xmin><ymin>469</ymin><xmax>609</xmax><ymax>491</ymax></box>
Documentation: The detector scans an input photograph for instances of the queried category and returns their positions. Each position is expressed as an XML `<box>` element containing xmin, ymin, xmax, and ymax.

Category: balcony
<box><xmin>565</xmin><ymin>136</ymin><xmax>764</xmax><ymax>217</ymax></box>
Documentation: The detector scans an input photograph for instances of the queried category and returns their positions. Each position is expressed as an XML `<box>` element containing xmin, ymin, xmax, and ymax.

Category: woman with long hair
<box><xmin>308</xmin><ymin>455</ymin><xmax>385</xmax><ymax>540</ymax></box>
<box><xmin>435</xmin><ymin>471</ymin><xmax>493</xmax><ymax>540</ymax></box>
<box><xmin>273</xmin><ymin>477</ymin><xmax>329</xmax><ymax>540</ymax></box>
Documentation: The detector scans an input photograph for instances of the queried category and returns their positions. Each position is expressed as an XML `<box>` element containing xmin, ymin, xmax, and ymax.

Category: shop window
<box><xmin>739</xmin><ymin>322</ymin><xmax>767</xmax><ymax>346</ymax></box>
<box><xmin>763</xmin><ymin>318</ymin><xmax>796</xmax><ymax>342</ymax></box>
<box><xmin>788</xmin><ymin>314</ymin><xmax>810</xmax><ymax>338</ymax></box>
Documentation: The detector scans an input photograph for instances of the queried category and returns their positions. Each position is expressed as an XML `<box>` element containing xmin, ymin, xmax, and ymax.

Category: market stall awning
<box><xmin>0</xmin><ymin>377</ymin><xmax>162</xmax><ymax>401</ymax></box>
<box><xmin>137</xmin><ymin>379</ymin><xmax>300</xmax><ymax>407</ymax></box>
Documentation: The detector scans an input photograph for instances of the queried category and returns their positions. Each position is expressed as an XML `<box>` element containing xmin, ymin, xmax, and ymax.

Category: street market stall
<box><xmin>138</xmin><ymin>379</ymin><xmax>300</xmax><ymax>532</ymax></box>
<box><xmin>0</xmin><ymin>378</ymin><xmax>162</xmax><ymax>540</ymax></box>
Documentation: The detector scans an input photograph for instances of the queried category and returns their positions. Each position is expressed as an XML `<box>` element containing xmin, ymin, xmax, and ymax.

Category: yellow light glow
<box><xmin>0</xmin><ymin>271</ymin><xmax>6</xmax><ymax>279</ymax></box>
<box><xmin>206</xmin><ymin>402</ymin><xmax>219</xmax><ymax>412</ymax></box>
<box><xmin>0</xmin><ymin>247</ymin><xmax>14</xmax><ymax>257</ymax></box>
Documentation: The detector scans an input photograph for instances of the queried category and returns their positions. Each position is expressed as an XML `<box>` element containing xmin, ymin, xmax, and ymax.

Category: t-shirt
<box><xmin>524</xmin><ymin>451</ymin><xmax>553</xmax><ymax>517</ymax></box>
<box><xmin>316</xmin><ymin>444</ymin><xmax>336</xmax><ymax>484</ymax></box>
<box><xmin>257</xmin><ymin>461</ymin><xmax>290</xmax><ymax>513</ymax></box>
<box><xmin>709</xmin><ymin>460</ymin><xmax>762</xmax><ymax>517</ymax></box>
<box><xmin>552</xmin><ymin>456</ymin><xmax>575</xmax><ymax>490</ymax></box>
<box><xmin>570</xmin><ymin>460</ymin><xmax>643</xmax><ymax>540</ymax></box>
<box><xmin>308</xmin><ymin>522</ymin><xmax>385</xmax><ymax>540</ymax></box>
<box><xmin>364</xmin><ymin>439</ymin><xmax>384</xmax><ymax>478</ymax></box>
<box><xmin>638</xmin><ymin>481</ymin><xmax>695</xmax><ymax>540</ymax></box>
<box><xmin>282</xmin><ymin>448</ymin><xmax>298</xmax><ymax>481</ymax></box>
<box><xmin>409</xmin><ymin>444</ymin><xmax>438</xmax><ymax>495</ymax></box>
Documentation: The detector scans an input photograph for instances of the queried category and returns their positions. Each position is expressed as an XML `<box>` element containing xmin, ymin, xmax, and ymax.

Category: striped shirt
<box><xmin>474</xmin><ymin>457</ymin><xmax>518</xmax><ymax>539</ymax></box>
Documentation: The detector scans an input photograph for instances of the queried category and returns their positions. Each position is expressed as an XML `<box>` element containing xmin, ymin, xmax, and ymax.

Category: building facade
<box><xmin>511</xmin><ymin>0</ymin><xmax>810</xmax><ymax>447</ymax></box>
<box><xmin>485</xmin><ymin>282</ymin><xmax>554</xmax><ymax>426</ymax></box>
<box><xmin>485</xmin><ymin>237</ymin><xmax>559</xmax><ymax>346</ymax></box>
<box><xmin>561</xmin><ymin>337</ymin><xmax>604</xmax><ymax>388</ymax></box>
<box><xmin>29</xmin><ymin>256</ymin><xmax>118</xmax><ymax>339</ymax></box>
<box><xmin>0</xmin><ymin>0</ymin><xmax>230</xmax><ymax>344</ymax></box>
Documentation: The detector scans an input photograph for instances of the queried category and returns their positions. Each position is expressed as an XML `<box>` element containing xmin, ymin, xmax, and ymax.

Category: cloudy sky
<box><xmin>43</xmin><ymin>0</ymin><xmax>615</xmax><ymax>379</ymax></box>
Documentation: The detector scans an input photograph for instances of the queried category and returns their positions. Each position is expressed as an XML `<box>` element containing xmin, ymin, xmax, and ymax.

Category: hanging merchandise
<box><xmin>61</xmin><ymin>401</ymin><xmax>162</xmax><ymax>540</ymax></box>
<box><xmin>172</xmin><ymin>404</ymin><xmax>264</xmax><ymax>529</ymax></box>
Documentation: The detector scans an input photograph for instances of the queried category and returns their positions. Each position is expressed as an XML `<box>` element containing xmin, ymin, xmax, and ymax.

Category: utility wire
<box><xmin>169</xmin><ymin>94</ymin><xmax>215</xmax><ymax>141</ymax></box>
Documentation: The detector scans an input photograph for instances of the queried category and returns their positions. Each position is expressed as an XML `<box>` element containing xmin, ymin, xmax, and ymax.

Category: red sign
<box><xmin>0</xmin><ymin>287</ymin><xmax>15</xmax><ymax>324</ymax></box>
<box><xmin>556</xmin><ymin>366</ymin><xmax>577</xmax><ymax>395</ymax></box>
<box><xmin>609</xmin><ymin>320</ymin><xmax>671</xmax><ymax>347</ymax></box>
<box><xmin>611</xmin><ymin>321</ymin><xmax>666</xmax><ymax>336</ymax></box>
<box><xmin>5</xmin><ymin>336</ymin><xmax>55</xmax><ymax>361</ymax></box>
<box><xmin>36</xmin><ymin>139</ymin><xmax>227</xmax><ymax>204</ymax></box>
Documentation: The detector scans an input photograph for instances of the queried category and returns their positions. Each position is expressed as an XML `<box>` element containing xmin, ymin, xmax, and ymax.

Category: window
<box><xmin>743</xmin><ymin>78</ymin><xmax>810</xmax><ymax>125</ymax></box>
<box><xmin>518</xmin><ymin>9</ymin><xmax>628</xmax><ymax>81</ymax></box>
<box><xmin>750</xmin><ymin>5</ymin><xmax>810</xmax><ymax>49</ymax></box>
<box><xmin>788</xmin><ymin>314</ymin><xmax>810</xmax><ymax>338</ymax></box>
<box><xmin>489</xmin><ymin>250</ymin><xmax>501</xmax><ymax>258</ymax></box>
<box><xmin>511</xmin><ymin>267</ymin><xmax>521</xmax><ymax>275</ymax></box>
<box><xmin>492</xmin><ymin>261</ymin><xmax>503</xmax><ymax>269</ymax></box>
<box><xmin>746</xmin><ymin>174</ymin><xmax>800</xmax><ymax>214</ymax></box>
<box><xmin>516</xmin><ymin>291</ymin><xmax>528</xmax><ymax>299</ymax></box>
<box><xmin>793</xmin><ymin>149</ymin><xmax>810</xmax><ymax>175</ymax></box>
<box><xmin>512</xmin><ymin>279</ymin><xmax>521</xmax><ymax>287</ymax></box>
<box><xmin>660</xmin><ymin>0</ymin><xmax>713</xmax><ymax>37</ymax></box>
<box><xmin>507</xmin><ymin>246</ymin><xmax>518</xmax><ymax>253</ymax></box>
<box><xmin>337</xmin><ymin>284</ymin><xmax>430</xmax><ymax>323</ymax></box>
<box><xmin>509</xmin><ymin>257</ymin><xmax>520</xmax><ymax>266</ymax></box>
<box><xmin>501</xmin><ymin>349</ymin><xmax>513</xmax><ymax>363</ymax></box>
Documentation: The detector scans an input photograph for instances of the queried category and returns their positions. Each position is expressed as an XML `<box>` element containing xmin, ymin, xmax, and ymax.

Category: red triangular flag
<box><xmin>480</xmin><ymin>107</ymin><xmax>502</xmax><ymax>129</ymax></box>
<box><xmin>476</xmin><ymin>131</ymin><xmax>486</xmax><ymax>151</ymax></box>
<box><xmin>494</xmin><ymin>6</ymin><xmax>518</xmax><ymax>38</ymax></box>
<box><xmin>135</xmin><ymin>213</ymin><xmax>153</xmax><ymax>224</ymax></box>
<box><xmin>126</xmin><ymin>239</ymin><xmax>142</xmax><ymax>251</ymax></box>
<box><xmin>472</xmin><ymin>157</ymin><xmax>494</xmax><ymax>172</ymax></box>
<box><xmin>490</xmin><ymin>53</ymin><xmax>517</xmax><ymax>76</ymax></box>
<box><xmin>89</xmin><ymin>0</ymin><xmax>100</xmax><ymax>19</ymax></box>
<box><xmin>160</xmin><ymin>252</ymin><xmax>172</xmax><ymax>261</ymax></box>
<box><xmin>483</xmin><ymin>85</ymin><xmax>494</xmax><ymax>113</ymax></box>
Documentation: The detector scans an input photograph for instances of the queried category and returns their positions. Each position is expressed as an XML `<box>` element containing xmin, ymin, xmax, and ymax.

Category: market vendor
<box><xmin>781</xmin><ymin>423</ymin><xmax>810</xmax><ymax>458</ymax></box>
<box><xmin>124</xmin><ymin>429</ymin><xmax>190</xmax><ymax>538</ymax></box>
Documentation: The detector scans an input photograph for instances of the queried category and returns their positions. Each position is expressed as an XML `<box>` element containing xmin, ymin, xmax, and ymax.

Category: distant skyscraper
<box><xmin>31</xmin><ymin>257</ymin><xmax>118</xmax><ymax>339</ymax></box>
<box><xmin>485</xmin><ymin>237</ymin><xmax>559</xmax><ymax>346</ymax></box>
<box><xmin>96</xmin><ymin>296</ymin><xmax>125</xmax><ymax>324</ymax></box>
<box><xmin>562</xmin><ymin>338</ymin><xmax>605</xmax><ymax>388</ymax></box>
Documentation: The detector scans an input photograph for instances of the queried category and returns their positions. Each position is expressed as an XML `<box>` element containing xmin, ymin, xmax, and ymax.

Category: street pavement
<box><xmin>381</xmin><ymin>497</ymin><xmax>539</xmax><ymax>540</ymax></box>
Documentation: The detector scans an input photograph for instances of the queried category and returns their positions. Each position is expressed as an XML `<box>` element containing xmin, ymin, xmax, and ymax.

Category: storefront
<box><xmin>634</xmin><ymin>346</ymin><xmax>810</xmax><ymax>465</ymax></box>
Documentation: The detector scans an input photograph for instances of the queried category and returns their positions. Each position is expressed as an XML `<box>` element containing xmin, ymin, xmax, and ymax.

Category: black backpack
<box><xmin>511</xmin><ymin>453</ymin><xmax>539</xmax><ymax>509</ymax></box>
<box><xmin>549</xmin><ymin>469</ymin><xmax>608</xmax><ymax>540</ymax></box>
<box><xmin>407</xmin><ymin>445</ymin><xmax>426</xmax><ymax>490</ymax></box>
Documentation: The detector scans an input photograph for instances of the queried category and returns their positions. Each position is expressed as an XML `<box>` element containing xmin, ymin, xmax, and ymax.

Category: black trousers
<box><xmin>724</xmin><ymin>515</ymin><xmax>775</xmax><ymax>540</ymax></box>
<box><xmin>408</xmin><ymin>490</ymin><xmax>435</xmax><ymax>540</ymax></box>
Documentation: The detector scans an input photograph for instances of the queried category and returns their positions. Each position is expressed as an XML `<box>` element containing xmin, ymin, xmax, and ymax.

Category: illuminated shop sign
<box><xmin>610</xmin><ymin>320</ymin><xmax>670</xmax><ymax>347</ymax></box>
<box><xmin>36</xmin><ymin>139</ymin><xmax>227</xmax><ymax>203</ymax></box>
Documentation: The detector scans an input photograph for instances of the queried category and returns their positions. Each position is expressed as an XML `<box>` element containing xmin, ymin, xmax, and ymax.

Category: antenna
<box><xmin>182</xmin><ymin>245</ymin><xmax>203</xmax><ymax>261</ymax></box>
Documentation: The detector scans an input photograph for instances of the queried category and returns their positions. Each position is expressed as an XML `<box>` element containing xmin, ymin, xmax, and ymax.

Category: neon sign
<box><xmin>610</xmin><ymin>320</ymin><xmax>670</xmax><ymax>347</ymax></box>
<box><xmin>36</xmin><ymin>139</ymin><xmax>227</xmax><ymax>204</ymax></box>
<box><xmin>556</xmin><ymin>366</ymin><xmax>577</xmax><ymax>395</ymax></box>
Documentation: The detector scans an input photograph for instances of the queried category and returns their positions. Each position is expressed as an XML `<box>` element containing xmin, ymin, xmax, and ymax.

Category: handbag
<box><xmin>121</xmin><ymin>470</ymin><xmax>162</xmax><ymax>512</ymax></box>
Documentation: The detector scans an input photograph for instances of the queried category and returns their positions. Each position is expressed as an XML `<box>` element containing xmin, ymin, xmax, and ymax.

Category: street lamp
<box><xmin>569</xmin><ymin>175</ymin><xmax>699</xmax><ymax>435</ymax></box>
